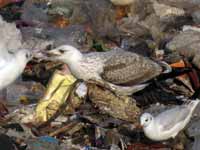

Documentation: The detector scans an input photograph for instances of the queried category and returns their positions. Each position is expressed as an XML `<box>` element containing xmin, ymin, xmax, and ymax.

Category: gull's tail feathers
<box><xmin>159</xmin><ymin>61</ymin><xmax>172</xmax><ymax>74</ymax></box>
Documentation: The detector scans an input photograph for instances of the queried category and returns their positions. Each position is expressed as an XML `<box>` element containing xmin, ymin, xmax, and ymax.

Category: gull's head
<box><xmin>45</xmin><ymin>45</ymin><xmax>82</xmax><ymax>64</ymax></box>
<box><xmin>140</xmin><ymin>113</ymin><xmax>154</xmax><ymax>128</ymax></box>
<box><xmin>15</xmin><ymin>49</ymin><xmax>33</xmax><ymax>63</ymax></box>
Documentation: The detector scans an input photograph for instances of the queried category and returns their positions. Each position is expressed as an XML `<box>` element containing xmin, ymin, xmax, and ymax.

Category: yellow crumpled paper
<box><xmin>35</xmin><ymin>70</ymin><xmax>77</xmax><ymax>123</ymax></box>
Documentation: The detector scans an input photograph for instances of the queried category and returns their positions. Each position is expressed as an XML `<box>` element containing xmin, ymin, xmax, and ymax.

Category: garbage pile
<box><xmin>1</xmin><ymin>0</ymin><xmax>200</xmax><ymax>150</ymax></box>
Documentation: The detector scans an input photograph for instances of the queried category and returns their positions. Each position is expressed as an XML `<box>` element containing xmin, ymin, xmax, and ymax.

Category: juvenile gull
<box><xmin>45</xmin><ymin>45</ymin><xmax>171</xmax><ymax>95</ymax></box>
<box><xmin>140</xmin><ymin>99</ymin><xmax>200</xmax><ymax>141</ymax></box>
<box><xmin>0</xmin><ymin>49</ymin><xmax>32</xmax><ymax>90</ymax></box>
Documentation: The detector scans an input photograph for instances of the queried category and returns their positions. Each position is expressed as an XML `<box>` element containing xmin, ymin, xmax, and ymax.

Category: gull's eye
<box><xmin>46</xmin><ymin>44</ymin><xmax>53</xmax><ymax>50</ymax></box>
<box><xmin>26</xmin><ymin>53</ymin><xmax>32</xmax><ymax>59</ymax></box>
<box><xmin>145</xmin><ymin>118</ymin><xmax>148</xmax><ymax>122</ymax></box>
<box><xmin>59</xmin><ymin>49</ymin><xmax>65</xmax><ymax>54</ymax></box>
<box><xmin>26</xmin><ymin>53</ymin><xmax>29</xmax><ymax>58</ymax></box>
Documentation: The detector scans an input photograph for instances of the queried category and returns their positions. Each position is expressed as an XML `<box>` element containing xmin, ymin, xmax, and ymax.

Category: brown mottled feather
<box><xmin>101</xmin><ymin>51</ymin><xmax>162</xmax><ymax>86</ymax></box>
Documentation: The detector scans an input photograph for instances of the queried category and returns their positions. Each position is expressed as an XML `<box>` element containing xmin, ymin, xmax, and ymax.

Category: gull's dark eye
<box><xmin>59</xmin><ymin>49</ymin><xmax>65</xmax><ymax>54</ymax></box>
<box><xmin>26</xmin><ymin>53</ymin><xmax>32</xmax><ymax>59</ymax></box>
<box><xmin>26</xmin><ymin>53</ymin><xmax>29</xmax><ymax>58</ymax></box>
<box><xmin>145</xmin><ymin>119</ymin><xmax>148</xmax><ymax>122</ymax></box>
<box><xmin>46</xmin><ymin>44</ymin><xmax>53</xmax><ymax>50</ymax></box>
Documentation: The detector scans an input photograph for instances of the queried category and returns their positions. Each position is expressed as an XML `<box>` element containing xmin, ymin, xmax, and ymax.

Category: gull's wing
<box><xmin>100</xmin><ymin>51</ymin><xmax>162</xmax><ymax>86</ymax></box>
<box><xmin>155</xmin><ymin>105</ymin><xmax>190</xmax><ymax>131</ymax></box>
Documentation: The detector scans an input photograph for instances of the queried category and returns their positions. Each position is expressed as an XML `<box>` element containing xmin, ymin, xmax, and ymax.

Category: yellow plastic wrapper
<box><xmin>35</xmin><ymin>70</ymin><xmax>77</xmax><ymax>123</ymax></box>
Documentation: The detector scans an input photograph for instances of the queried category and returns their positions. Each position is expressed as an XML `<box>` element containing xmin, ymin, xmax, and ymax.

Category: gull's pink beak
<box><xmin>44</xmin><ymin>49</ymin><xmax>62</xmax><ymax>57</ymax></box>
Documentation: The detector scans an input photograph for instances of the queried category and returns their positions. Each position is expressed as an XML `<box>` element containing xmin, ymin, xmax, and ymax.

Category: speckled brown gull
<box><xmin>45</xmin><ymin>45</ymin><xmax>171</xmax><ymax>95</ymax></box>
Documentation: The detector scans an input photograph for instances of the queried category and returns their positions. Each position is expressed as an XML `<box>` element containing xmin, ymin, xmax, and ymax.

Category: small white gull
<box><xmin>0</xmin><ymin>49</ymin><xmax>32</xmax><ymax>90</ymax></box>
<box><xmin>140</xmin><ymin>99</ymin><xmax>200</xmax><ymax>141</ymax></box>
<box><xmin>0</xmin><ymin>15</ymin><xmax>34</xmax><ymax>100</ymax></box>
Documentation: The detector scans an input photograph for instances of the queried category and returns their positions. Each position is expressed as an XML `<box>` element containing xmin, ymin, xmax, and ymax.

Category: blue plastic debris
<box><xmin>83</xmin><ymin>145</ymin><xmax>91</xmax><ymax>150</ymax></box>
<box><xmin>26</xmin><ymin>136</ymin><xmax>60</xmax><ymax>150</ymax></box>
<box><xmin>39</xmin><ymin>136</ymin><xmax>59</xmax><ymax>144</ymax></box>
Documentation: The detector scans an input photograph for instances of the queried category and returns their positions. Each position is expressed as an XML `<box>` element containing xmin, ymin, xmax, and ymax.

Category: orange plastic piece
<box><xmin>170</xmin><ymin>60</ymin><xmax>185</xmax><ymax>68</ymax></box>
<box><xmin>0</xmin><ymin>0</ymin><xmax>12</xmax><ymax>8</ymax></box>
<box><xmin>170</xmin><ymin>60</ymin><xmax>187</xmax><ymax>79</ymax></box>
<box><xmin>115</xmin><ymin>6</ymin><xmax>127</xmax><ymax>20</ymax></box>
<box><xmin>52</xmin><ymin>15</ymin><xmax>70</xmax><ymax>28</ymax></box>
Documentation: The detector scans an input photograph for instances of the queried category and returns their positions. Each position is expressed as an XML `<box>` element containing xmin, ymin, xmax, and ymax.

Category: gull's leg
<box><xmin>159</xmin><ymin>61</ymin><xmax>172</xmax><ymax>74</ymax></box>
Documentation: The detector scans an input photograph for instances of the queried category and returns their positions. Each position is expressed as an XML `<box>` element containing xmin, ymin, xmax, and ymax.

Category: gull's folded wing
<box><xmin>101</xmin><ymin>51</ymin><xmax>162</xmax><ymax>86</ymax></box>
<box><xmin>156</xmin><ymin>105</ymin><xmax>190</xmax><ymax>131</ymax></box>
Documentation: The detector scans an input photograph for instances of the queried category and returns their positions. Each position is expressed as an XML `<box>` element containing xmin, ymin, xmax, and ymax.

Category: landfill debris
<box><xmin>0</xmin><ymin>0</ymin><xmax>22</xmax><ymax>8</ymax></box>
<box><xmin>167</xmin><ymin>29</ymin><xmax>200</xmax><ymax>70</ymax></box>
<box><xmin>5</xmin><ymin>81</ymin><xmax>45</xmax><ymax>106</ymax></box>
<box><xmin>1</xmin><ymin>0</ymin><xmax>200</xmax><ymax>149</ymax></box>
<box><xmin>0</xmin><ymin>134</ymin><xmax>16</xmax><ymax>150</ymax></box>
<box><xmin>88</xmin><ymin>83</ymin><xmax>140</xmax><ymax>123</ymax></box>
<box><xmin>35</xmin><ymin>70</ymin><xmax>80</xmax><ymax>124</ymax></box>
<box><xmin>26</xmin><ymin>136</ymin><xmax>60</xmax><ymax>150</ymax></box>
<box><xmin>0</xmin><ymin>101</ymin><xmax>9</xmax><ymax>120</ymax></box>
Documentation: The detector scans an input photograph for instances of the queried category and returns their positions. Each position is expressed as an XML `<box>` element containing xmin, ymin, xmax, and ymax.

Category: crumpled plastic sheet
<box><xmin>5</xmin><ymin>81</ymin><xmax>45</xmax><ymax>106</ymax></box>
<box><xmin>35</xmin><ymin>71</ymin><xmax>77</xmax><ymax>123</ymax></box>
<box><xmin>166</xmin><ymin>30</ymin><xmax>200</xmax><ymax>69</ymax></box>
<box><xmin>21</xmin><ymin>25</ymin><xmax>87</xmax><ymax>50</ymax></box>
<box><xmin>152</xmin><ymin>1</ymin><xmax>185</xmax><ymax>21</ymax></box>
<box><xmin>35</xmin><ymin>70</ymin><xmax>87</xmax><ymax>124</ymax></box>
<box><xmin>21</xmin><ymin>0</ymin><xmax>49</xmax><ymax>26</ymax></box>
